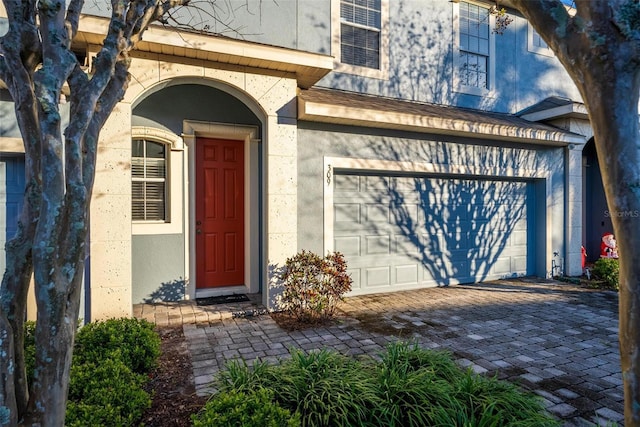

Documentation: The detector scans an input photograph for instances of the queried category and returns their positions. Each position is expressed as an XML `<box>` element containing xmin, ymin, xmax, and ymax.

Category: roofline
<box><xmin>519</xmin><ymin>102</ymin><xmax>589</xmax><ymax>122</ymax></box>
<box><xmin>78</xmin><ymin>15</ymin><xmax>333</xmax><ymax>89</ymax></box>
<box><xmin>299</xmin><ymin>96</ymin><xmax>586</xmax><ymax>146</ymax></box>
<box><xmin>0</xmin><ymin>9</ymin><xmax>334</xmax><ymax>89</ymax></box>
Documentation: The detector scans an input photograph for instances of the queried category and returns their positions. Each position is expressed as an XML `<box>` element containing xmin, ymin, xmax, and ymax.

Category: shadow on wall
<box><xmin>143</xmin><ymin>278</ymin><xmax>187</xmax><ymax>303</ymax></box>
<box><xmin>332</xmin><ymin>139</ymin><xmax>546</xmax><ymax>288</ymax></box>
<box><xmin>267</xmin><ymin>262</ymin><xmax>286</xmax><ymax>310</ymax></box>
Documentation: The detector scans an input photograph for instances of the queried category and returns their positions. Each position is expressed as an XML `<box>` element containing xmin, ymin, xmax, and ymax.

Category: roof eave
<box><xmin>519</xmin><ymin>103</ymin><xmax>589</xmax><ymax>122</ymax></box>
<box><xmin>0</xmin><ymin>13</ymin><xmax>334</xmax><ymax>90</ymax></box>
<box><xmin>299</xmin><ymin>98</ymin><xmax>586</xmax><ymax>147</ymax></box>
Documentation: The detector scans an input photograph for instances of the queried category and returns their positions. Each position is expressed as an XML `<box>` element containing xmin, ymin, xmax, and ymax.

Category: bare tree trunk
<box><xmin>585</xmin><ymin>72</ymin><xmax>640</xmax><ymax>425</ymax></box>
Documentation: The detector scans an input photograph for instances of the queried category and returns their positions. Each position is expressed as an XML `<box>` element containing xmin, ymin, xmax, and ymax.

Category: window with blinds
<box><xmin>132</xmin><ymin>139</ymin><xmax>166</xmax><ymax>221</ymax></box>
<box><xmin>340</xmin><ymin>0</ymin><xmax>381</xmax><ymax>69</ymax></box>
<box><xmin>458</xmin><ymin>2</ymin><xmax>490</xmax><ymax>89</ymax></box>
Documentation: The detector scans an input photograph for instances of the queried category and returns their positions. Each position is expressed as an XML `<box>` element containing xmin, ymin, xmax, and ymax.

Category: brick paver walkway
<box><xmin>135</xmin><ymin>278</ymin><xmax>623</xmax><ymax>426</ymax></box>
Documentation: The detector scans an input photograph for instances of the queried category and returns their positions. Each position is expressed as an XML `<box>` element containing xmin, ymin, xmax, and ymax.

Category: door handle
<box><xmin>196</xmin><ymin>229</ymin><xmax>202</xmax><ymax>234</ymax></box>
<box><xmin>196</xmin><ymin>220</ymin><xmax>202</xmax><ymax>226</ymax></box>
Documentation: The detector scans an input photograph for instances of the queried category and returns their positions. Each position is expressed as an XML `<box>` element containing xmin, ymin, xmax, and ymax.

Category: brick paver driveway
<box><xmin>178</xmin><ymin>278</ymin><xmax>622</xmax><ymax>426</ymax></box>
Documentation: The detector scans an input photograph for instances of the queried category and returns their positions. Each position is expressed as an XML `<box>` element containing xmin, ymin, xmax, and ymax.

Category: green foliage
<box><xmin>23</xmin><ymin>321</ymin><xmax>36</xmax><ymax>384</ymax></box>
<box><xmin>217</xmin><ymin>349</ymin><xmax>378</xmax><ymax>427</ymax></box>
<box><xmin>74</xmin><ymin>317</ymin><xmax>160</xmax><ymax>373</ymax></box>
<box><xmin>214</xmin><ymin>342</ymin><xmax>559</xmax><ymax>427</ymax></box>
<box><xmin>66</xmin><ymin>358</ymin><xmax>151</xmax><ymax>427</ymax></box>
<box><xmin>615</xmin><ymin>1</ymin><xmax>640</xmax><ymax>39</ymax></box>
<box><xmin>439</xmin><ymin>369</ymin><xmax>557</xmax><ymax>427</ymax></box>
<box><xmin>192</xmin><ymin>388</ymin><xmax>301</xmax><ymax>427</ymax></box>
<box><xmin>592</xmin><ymin>258</ymin><xmax>620</xmax><ymax>290</ymax></box>
<box><xmin>23</xmin><ymin>317</ymin><xmax>159</xmax><ymax>427</ymax></box>
<box><xmin>276</xmin><ymin>250</ymin><xmax>352</xmax><ymax>323</ymax></box>
<box><xmin>372</xmin><ymin>342</ymin><xmax>459</xmax><ymax>426</ymax></box>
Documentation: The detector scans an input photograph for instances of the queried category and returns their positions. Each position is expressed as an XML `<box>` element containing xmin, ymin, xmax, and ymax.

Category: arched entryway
<box><xmin>130</xmin><ymin>81</ymin><xmax>264</xmax><ymax>303</ymax></box>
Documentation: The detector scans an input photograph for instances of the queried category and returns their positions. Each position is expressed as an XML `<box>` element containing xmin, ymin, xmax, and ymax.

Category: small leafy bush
<box><xmin>192</xmin><ymin>388</ymin><xmax>301</xmax><ymax>427</ymax></box>
<box><xmin>66</xmin><ymin>358</ymin><xmax>151</xmax><ymax>427</ymax></box>
<box><xmin>276</xmin><ymin>250</ymin><xmax>352</xmax><ymax>322</ymax></box>
<box><xmin>23</xmin><ymin>317</ymin><xmax>160</xmax><ymax>427</ymax></box>
<box><xmin>592</xmin><ymin>258</ymin><xmax>620</xmax><ymax>290</ymax></box>
<box><xmin>74</xmin><ymin>317</ymin><xmax>160</xmax><ymax>373</ymax></box>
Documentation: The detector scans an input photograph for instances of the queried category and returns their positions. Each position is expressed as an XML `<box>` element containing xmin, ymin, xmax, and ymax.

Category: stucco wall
<box><xmin>297</xmin><ymin>122</ymin><xmax>566</xmax><ymax>278</ymax></box>
<box><xmin>132</xmin><ymin>234</ymin><xmax>185</xmax><ymax>303</ymax></box>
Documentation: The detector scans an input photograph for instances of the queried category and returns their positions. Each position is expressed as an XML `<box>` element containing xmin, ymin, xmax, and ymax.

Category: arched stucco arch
<box><xmin>129</xmin><ymin>76</ymin><xmax>268</xmax><ymax>124</ymax></box>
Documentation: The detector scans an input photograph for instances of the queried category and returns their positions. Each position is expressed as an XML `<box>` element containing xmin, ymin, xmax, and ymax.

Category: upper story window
<box><xmin>453</xmin><ymin>1</ymin><xmax>495</xmax><ymax>96</ymax></box>
<box><xmin>132</xmin><ymin>139</ymin><xmax>167</xmax><ymax>222</ymax></box>
<box><xmin>528</xmin><ymin>24</ymin><xmax>554</xmax><ymax>56</ymax></box>
<box><xmin>332</xmin><ymin>0</ymin><xmax>389</xmax><ymax>79</ymax></box>
<box><xmin>340</xmin><ymin>0</ymin><xmax>381</xmax><ymax>69</ymax></box>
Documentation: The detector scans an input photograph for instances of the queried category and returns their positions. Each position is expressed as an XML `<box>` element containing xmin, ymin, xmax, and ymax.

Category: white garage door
<box><xmin>333</xmin><ymin>172</ymin><xmax>533</xmax><ymax>295</ymax></box>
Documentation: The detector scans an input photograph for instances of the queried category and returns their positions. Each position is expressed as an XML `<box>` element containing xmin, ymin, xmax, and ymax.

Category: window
<box><xmin>340</xmin><ymin>0</ymin><xmax>381</xmax><ymax>69</ymax></box>
<box><xmin>458</xmin><ymin>2</ymin><xmax>490</xmax><ymax>90</ymax></box>
<box><xmin>132</xmin><ymin>139</ymin><xmax>167</xmax><ymax>221</ymax></box>
<box><xmin>332</xmin><ymin>0</ymin><xmax>388</xmax><ymax>79</ymax></box>
<box><xmin>528</xmin><ymin>23</ymin><xmax>553</xmax><ymax>56</ymax></box>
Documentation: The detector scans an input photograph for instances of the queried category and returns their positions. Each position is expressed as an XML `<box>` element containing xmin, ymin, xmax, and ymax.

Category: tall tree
<box><xmin>507</xmin><ymin>0</ymin><xmax>640</xmax><ymax>424</ymax></box>
<box><xmin>0</xmin><ymin>0</ymin><xmax>191</xmax><ymax>424</ymax></box>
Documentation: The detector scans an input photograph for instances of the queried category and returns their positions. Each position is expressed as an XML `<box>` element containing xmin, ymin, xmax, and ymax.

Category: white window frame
<box><xmin>452</xmin><ymin>0</ymin><xmax>496</xmax><ymax>96</ymax></box>
<box><xmin>331</xmin><ymin>0</ymin><xmax>389</xmax><ymax>80</ymax></box>
<box><xmin>131</xmin><ymin>127</ymin><xmax>184</xmax><ymax>235</ymax></box>
<box><xmin>527</xmin><ymin>23</ymin><xmax>554</xmax><ymax>57</ymax></box>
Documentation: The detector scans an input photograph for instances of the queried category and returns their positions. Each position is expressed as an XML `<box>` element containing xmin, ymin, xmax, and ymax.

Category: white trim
<box><xmin>323</xmin><ymin>156</ymin><xmax>553</xmax><ymax>280</ymax></box>
<box><xmin>0</xmin><ymin>138</ymin><xmax>25</xmax><ymax>153</ymax></box>
<box><xmin>331</xmin><ymin>0</ymin><xmax>390</xmax><ymax>80</ymax></box>
<box><xmin>519</xmin><ymin>103</ymin><xmax>589</xmax><ymax>122</ymax></box>
<box><xmin>131</xmin><ymin>127</ymin><xmax>183</xmax><ymax>235</ymax></box>
<box><xmin>299</xmin><ymin>97</ymin><xmax>586</xmax><ymax>146</ymax></box>
<box><xmin>452</xmin><ymin>0</ymin><xmax>496</xmax><ymax>97</ymax></box>
<box><xmin>527</xmin><ymin>23</ymin><xmax>554</xmax><ymax>57</ymax></box>
<box><xmin>182</xmin><ymin>121</ymin><xmax>260</xmax><ymax>300</ymax></box>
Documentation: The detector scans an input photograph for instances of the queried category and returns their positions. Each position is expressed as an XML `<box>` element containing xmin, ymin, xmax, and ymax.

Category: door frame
<box><xmin>183</xmin><ymin>121</ymin><xmax>260</xmax><ymax>299</ymax></box>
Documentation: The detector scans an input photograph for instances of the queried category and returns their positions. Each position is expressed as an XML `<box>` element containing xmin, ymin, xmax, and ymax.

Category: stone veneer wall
<box><xmin>89</xmin><ymin>50</ymin><xmax>300</xmax><ymax>318</ymax></box>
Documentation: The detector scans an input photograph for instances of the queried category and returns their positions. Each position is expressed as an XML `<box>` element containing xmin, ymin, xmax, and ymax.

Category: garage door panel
<box><xmin>335</xmin><ymin>203</ymin><xmax>361</xmax><ymax>223</ymax></box>
<box><xmin>365</xmin><ymin>235</ymin><xmax>391</xmax><ymax>255</ymax></box>
<box><xmin>512</xmin><ymin>256</ymin><xmax>528</xmax><ymax>272</ymax></box>
<box><xmin>365</xmin><ymin>204</ymin><xmax>390</xmax><ymax>222</ymax></box>
<box><xmin>366</xmin><ymin>266</ymin><xmax>391</xmax><ymax>287</ymax></box>
<box><xmin>334</xmin><ymin>236</ymin><xmax>361</xmax><ymax>256</ymax></box>
<box><xmin>395</xmin><ymin>264</ymin><xmax>418</xmax><ymax>285</ymax></box>
<box><xmin>395</xmin><ymin>234</ymin><xmax>421</xmax><ymax>254</ymax></box>
<box><xmin>364</xmin><ymin>175</ymin><xmax>390</xmax><ymax>191</ymax></box>
<box><xmin>492</xmin><ymin>258</ymin><xmax>513</xmax><ymax>274</ymax></box>
<box><xmin>334</xmin><ymin>174</ymin><xmax>360</xmax><ymax>192</ymax></box>
<box><xmin>334</xmin><ymin>173</ymin><xmax>534</xmax><ymax>295</ymax></box>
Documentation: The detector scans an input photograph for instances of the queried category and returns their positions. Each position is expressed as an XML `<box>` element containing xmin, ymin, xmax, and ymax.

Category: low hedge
<box><xmin>24</xmin><ymin>318</ymin><xmax>160</xmax><ymax>427</ymax></box>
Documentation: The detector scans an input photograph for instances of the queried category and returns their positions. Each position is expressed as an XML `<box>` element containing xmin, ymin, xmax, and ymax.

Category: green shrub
<box><xmin>23</xmin><ymin>321</ymin><xmax>36</xmax><ymax>384</ymax></box>
<box><xmin>192</xmin><ymin>388</ymin><xmax>300</xmax><ymax>427</ymax></box>
<box><xmin>22</xmin><ymin>318</ymin><xmax>159</xmax><ymax>427</ymax></box>
<box><xmin>66</xmin><ymin>358</ymin><xmax>151</xmax><ymax>427</ymax></box>
<box><xmin>74</xmin><ymin>317</ymin><xmax>160</xmax><ymax>373</ymax></box>
<box><xmin>372</xmin><ymin>342</ymin><xmax>460</xmax><ymax>426</ymax></box>
<box><xmin>218</xmin><ymin>349</ymin><xmax>378</xmax><ymax>427</ymax></box>
<box><xmin>276</xmin><ymin>250</ymin><xmax>352</xmax><ymax>322</ymax></box>
<box><xmin>441</xmin><ymin>369</ymin><xmax>558</xmax><ymax>427</ymax></box>
<box><xmin>592</xmin><ymin>258</ymin><xmax>620</xmax><ymax>290</ymax></box>
<box><xmin>213</xmin><ymin>343</ymin><xmax>560</xmax><ymax>427</ymax></box>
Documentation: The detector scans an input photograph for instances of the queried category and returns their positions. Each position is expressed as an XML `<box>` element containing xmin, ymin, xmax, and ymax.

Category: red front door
<box><xmin>196</xmin><ymin>138</ymin><xmax>245</xmax><ymax>288</ymax></box>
